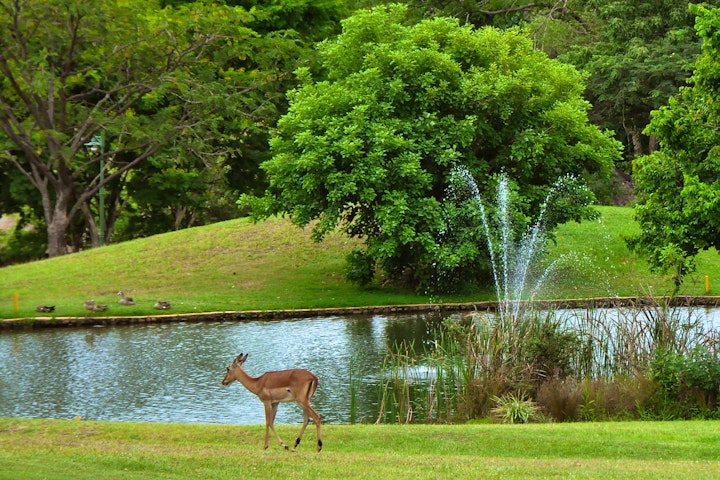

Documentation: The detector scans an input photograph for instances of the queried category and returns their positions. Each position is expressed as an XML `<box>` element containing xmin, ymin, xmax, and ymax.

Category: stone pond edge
<box><xmin>3</xmin><ymin>295</ymin><xmax>720</xmax><ymax>330</ymax></box>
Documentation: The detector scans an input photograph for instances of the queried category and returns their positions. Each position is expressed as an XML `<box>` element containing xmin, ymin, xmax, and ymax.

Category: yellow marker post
<box><xmin>705</xmin><ymin>275</ymin><xmax>710</xmax><ymax>295</ymax></box>
<box><xmin>13</xmin><ymin>292</ymin><xmax>19</xmax><ymax>314</ymax></box>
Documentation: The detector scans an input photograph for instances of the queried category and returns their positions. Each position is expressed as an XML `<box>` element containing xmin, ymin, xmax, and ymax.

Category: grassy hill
<box><xmin>1</xmin><ymin>206</ymin><xmax>720</xmax><ymax>319</ymax></box>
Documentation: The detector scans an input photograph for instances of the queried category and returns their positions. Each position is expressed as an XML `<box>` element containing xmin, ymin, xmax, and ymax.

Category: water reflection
<box><xmin>0</xmin><ymin>314</ymin><xmax>444</xmax><ymax>425</ymax></box>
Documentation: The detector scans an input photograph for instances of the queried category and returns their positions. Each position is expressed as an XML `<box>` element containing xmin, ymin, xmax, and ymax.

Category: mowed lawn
<box><xmin>1</xmin><ymin>418</ymin><xmax>719</xmax><ymax>479</ymax></box>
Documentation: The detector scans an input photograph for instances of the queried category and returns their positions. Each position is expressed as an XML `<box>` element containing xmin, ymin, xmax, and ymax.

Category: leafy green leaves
<box><xmin>1</xmin><ymin>0</ymin><xmax>329</xmax><ymax>255</ymax></box>
<box><xmin>242</xmin><ymin>4</ymin><xmax>620</xmax><ymax>291</ymax></box>
<box><xmin>631</xmin><ymin>5</ymin><xmax>720</xmax><ymax>287</ymax></box>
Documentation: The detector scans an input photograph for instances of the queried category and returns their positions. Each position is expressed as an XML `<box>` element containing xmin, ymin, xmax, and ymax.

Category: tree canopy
<box><xmin>0</xmin><ymin>0</ymin><xmax>264</xmax><ymax>256</ymax></box>
<box><xmin>630</xmin><ymin>4</ymin><xmax>720</xmax><ymax>287</ymax></box>
<box><xmin>566</xmin><ymin>0</ymin><xmax>720</xmax><ymax>164</ymax></box>
<box><xmin>0</xmin><ymin>0</ymin><xmax>348</xmax><ymax>257</ymax></box>
<box><xmin>242</xmin><ymin>4</ymin><xmax>622</xmax><ymax>291</ymax></box>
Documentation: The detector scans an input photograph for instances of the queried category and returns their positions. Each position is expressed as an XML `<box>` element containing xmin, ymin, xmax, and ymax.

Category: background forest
<box><xmin>2</xmin><ymin>0</ymin><xmax>719</xmax><ymax>292</ymax></box>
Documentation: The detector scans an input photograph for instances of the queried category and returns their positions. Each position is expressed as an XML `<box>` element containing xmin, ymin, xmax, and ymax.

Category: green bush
<box><xmin>523</xmin><ymin>316</ymin><xmax>583</xmax><ymax>382</ymax></box>
<box><xmin>344</xmin><ymin>250</ymin><xmax>375</xmax><ymax>286</ymax></box>
<box><xmin>649</xmin><ymin>346</ymin><xmax>720</xmax><ymax>418</ymax></box>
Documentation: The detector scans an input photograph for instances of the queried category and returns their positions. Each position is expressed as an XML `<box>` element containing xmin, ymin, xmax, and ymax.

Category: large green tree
<box><xmin>630</xmin><ymin>4</ymin><xmax>720</xmax><ymax>287</ymax></box>
<box><xmin>242</xmin><ymin>4</ymin><xmax>621</xmax><ymax>291</ymax></box>
<box><xmin>0</xmin><ymin>0</ymin><xmax>258</xmax><ymax>256</ymax></box>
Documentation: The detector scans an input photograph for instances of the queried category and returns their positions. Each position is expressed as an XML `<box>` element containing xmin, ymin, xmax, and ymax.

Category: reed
<box><xmin>348</xmin><ymin>356</ymin><xmax>360</xmax><ymax>424</ymax></box>
<box><xmin>375</xmin><ymin>334</ymin><xmax>472</xmax><ymax>424</ymax></box>
<box><xmin>376</xmin><ymin>297</ymin><xmax>720</xmax><ymax>423</ymax></box>
<box><xmin>376</xmin><ymin>341</ymin><xmax>418</xmax><ymax>424</ymax></box>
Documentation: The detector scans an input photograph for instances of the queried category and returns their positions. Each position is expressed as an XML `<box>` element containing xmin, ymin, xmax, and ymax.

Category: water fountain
<box><xmin>446</xmin><ymin>166</ymin><xmax>594</xmax><ymax>324</ymax></box>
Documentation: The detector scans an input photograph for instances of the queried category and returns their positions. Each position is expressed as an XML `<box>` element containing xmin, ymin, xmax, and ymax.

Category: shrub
<box><xmin>0</xmin><ymin>224</ymin><xmax>46</xmax><ymax>265</ymax></box>
<box><xmin>523</xmin><ymin>315</ymin><xmax>583</xmax><ymax>382</ymax></box>
<box><xmin>490</xmin><ymin>391</ymin><xmax>541</xmax><ymax>424</ymax></box>
<box><xmin>536</xmin><ymin>379</ymin><xmax>583</xmax><ymax>421</ymax></box>
<box><xmin>344</xmin><ymin>250</ymin><xmax>375</xmax><ymax>286</ymax></box>
<box><xmin>649</xmin><ymin>346</ymin><xmax>720</xmax><ymax>418</ymax></box>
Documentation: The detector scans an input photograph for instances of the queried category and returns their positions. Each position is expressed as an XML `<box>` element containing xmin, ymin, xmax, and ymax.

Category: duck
<box><xmin>84</xmin><ymin>300</ymin><xmax>109</xmax><ymax>312</ymax></box>
<box><xmin>35</xmin><ymin>305</ymin><xmax>55</xmax><ymax>313</ymax></box>
<box><xmin>154</xmin><ymin>301</ymin><xmax>171</xmax><ymax>310</ymax></box>
<box><xmin>117</xmin><ymin>291</ymin><xmax>136</xmax><ymax>306</ymax></box>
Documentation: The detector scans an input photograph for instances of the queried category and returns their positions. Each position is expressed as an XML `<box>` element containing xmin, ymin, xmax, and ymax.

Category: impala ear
<box><xmin>241</xmin><ymin>353</ymin><xmax>249</xmax><ymax>363</ymax></box>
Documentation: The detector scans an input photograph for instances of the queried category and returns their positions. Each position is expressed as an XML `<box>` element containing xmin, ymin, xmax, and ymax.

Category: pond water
<box><xmin>0</xmin><ymin>313</ymin><xmax>447</xmax><ymax>425</ymax></box>
<box><xmin>2</xmin><ymin>306</ymin><xmax>719</xmax><ymax>426</ymax></box>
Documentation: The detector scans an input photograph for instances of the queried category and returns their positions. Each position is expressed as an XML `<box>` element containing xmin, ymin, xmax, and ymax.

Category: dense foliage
<box><xmin>567</xmin><ymin>0</ymin><xmax>720</xmax><ymax>165</ymax></box>
<box><xmin>630</xmin><ymin>4</ymin><xmax>720</xmax><ymax>287</ymax></box>
<box><xmin>393</xmin><ymin>1</ymin><xmax>714</xmax><ymax>172</ymax></box>
<box><xmin>0</xmin><ymin>0</ymin><xmax>344</xmax><ymax>257</ymax></box>
<box><xmin>0</xmin><ymin>0</ymin><xmax>255</xmax><ymax>256</ymax></box>
<box><xmin>242</xmin><ymin>4</ymin><xmax>621</xmax><ymax>291</ymax></box>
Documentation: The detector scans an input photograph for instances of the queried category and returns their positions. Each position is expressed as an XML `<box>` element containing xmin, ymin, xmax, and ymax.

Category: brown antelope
<box><xmin>221</xmin><ymin>353</ymin><xmax>323</xmax><ymax>452</ymax></box>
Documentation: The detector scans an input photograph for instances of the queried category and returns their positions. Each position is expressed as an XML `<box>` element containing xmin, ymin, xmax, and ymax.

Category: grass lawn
<box><xmin>543</xmin><ymin>206</ymin><xmax>720</xmax><ymax>299</ymax></box>
<box><xmin>1</xmin><ymin>418</ymin><xmax>719</xmax><ymax>479</ymax></box>
<box><xmin>2</xmin><ymin>206</ymin><xmax>720</xmax><ymax>319</ymax></box>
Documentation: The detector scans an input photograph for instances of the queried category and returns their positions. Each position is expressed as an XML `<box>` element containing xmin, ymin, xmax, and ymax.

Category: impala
<box><xmin>221</xmin><ymin>353</ymin><xmax>323</xmax><ymax>452</ymax></box>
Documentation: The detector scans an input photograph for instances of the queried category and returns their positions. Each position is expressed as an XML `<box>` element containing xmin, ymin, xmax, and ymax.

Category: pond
<box><xmin>0</xmin><ymin>313</ymin><xmax>448</xmax><ymax>425</ymax></box>
<box><xmin>3</xmin><ymin>305</ymin><xmax>720</xmax><ymax>426</ymax></box>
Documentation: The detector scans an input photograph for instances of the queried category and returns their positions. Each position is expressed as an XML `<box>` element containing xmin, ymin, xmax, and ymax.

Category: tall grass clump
<box><xmin>376</xmin><ymin>297</ymin><xmax>720</xmax><ymax>423</ymax></box>
<box><xmin>583</xmin><ymin>298</ymin><xmax>720</xmax><ymax>419</ymax></box>
<box><xmin>376</xmin><ymin>341</ymin><xmax>420</xmax><ymax>424</ymax></box>
<box><xmin>375</xmin><ymin>329</ymin><xmax>473</xmax><ymax>424</ymax></box>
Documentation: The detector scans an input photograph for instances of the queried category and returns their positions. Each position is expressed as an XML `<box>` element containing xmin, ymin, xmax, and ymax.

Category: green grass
<box><xmin>1</xmin><ymin>418</ymin><xmax>719</xmax><ymax>479</ymax></box>
<box><xmin>2</xmin><ymin>206</ymin><xmax>720</xmax><ymax>319</ymax></box>
<box><xmin>542</xmin><ymin>206</ymin><xmax>720</xmax><ymax>298</ymax></box>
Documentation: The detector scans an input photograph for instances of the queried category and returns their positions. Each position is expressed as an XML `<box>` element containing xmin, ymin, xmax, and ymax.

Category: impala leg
<box><xmin>262</xmin><ymin>402</ymin><xmax>272</xmax><ymax>449</ymax></box>
<box><xmin>292</xmin><ymin>411</ymin><xmax>310</xmax><ymax>452</ymax></box>
<box><xmin>263</xmin><ymin>402</ymin><xmax>288</xmax><ymax>450</ymax></box>
<box><xmin>295</xmin><ymin>401</ymin><xmax>323</xmax><ymax>452</ymax></box>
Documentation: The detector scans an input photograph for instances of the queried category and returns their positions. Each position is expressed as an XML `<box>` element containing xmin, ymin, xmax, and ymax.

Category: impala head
<box><xmin>222</xmin><ymin>353</ymin><xmax>248</xmax><ymax>385</ymax></box>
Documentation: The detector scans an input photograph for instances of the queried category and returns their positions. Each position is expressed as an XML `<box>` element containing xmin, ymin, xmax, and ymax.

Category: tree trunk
<box><xmin>44</xmin><ymin>181</ymin><xmax>74</xmax><ymax>258</ymax></box>
<box><xmin>81</xmin><ymin>202</ymin><xmax>100</xmax><ymax>247</ymax></box>
<box><xmin>648</xmin><ymin>134</ymin><xmax>659</xmax><ymax>153</ymax></box>
<box><xmin>46</xmin><ymin>209</ymin><xmax>70</xmax><ymax>257</ymax></box>
<box><xmin>629</xmin><ymin>128</ymin><xmax>645</xmax><ymax>157</ymax></box>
